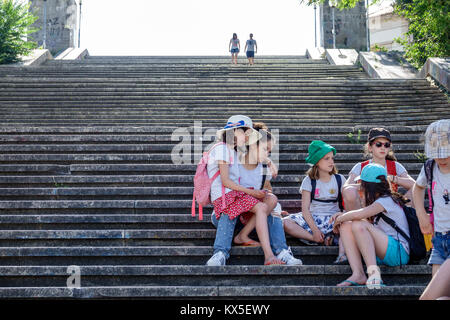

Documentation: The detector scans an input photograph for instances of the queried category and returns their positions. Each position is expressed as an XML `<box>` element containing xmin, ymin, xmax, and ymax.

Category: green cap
<box><xmin>305</xmin><ymin>140</ymin><xmax>336</xmax><ymax>165</ymax></box>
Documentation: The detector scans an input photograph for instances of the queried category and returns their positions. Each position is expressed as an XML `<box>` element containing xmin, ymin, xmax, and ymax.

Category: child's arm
<box><xmin>413</xmin><ymin>182</ymin><xmax>433</xmax><ymax>234</ymax></box>
<box><xmin>334</xmin><ymin>201</ymin><xmax>385</xmax><ymax>225</ymax></box>
<box><xmin>301</xmin><ymin>190</ymin><xmax>324</xmax><ymax>243</ymax></box>
<box><xmin>218</xmin><ymin>161</ymin><xmax>266</xmax><ymax>199</ymax></box>
<box><xmin>343</xmin><ymin>172</ymin><xmax>360</xmax><ymax>188</ymax></box>
<box><xmin>263</xmin><ymin>180</ymin><xmax>273</xmax><ymax>192</ymax></box>
<box><xmin>389</xmin><ymin>173</ymin><xmax>415</xmax><ymax>190</ymax></box>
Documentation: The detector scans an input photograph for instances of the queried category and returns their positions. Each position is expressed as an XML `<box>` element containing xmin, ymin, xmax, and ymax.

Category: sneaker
<box><xmin>277</xmin><ymin>247</ymin><xmax>303</xmax><ymax>266</ymax></box>
<box><xmin>206</xmin><ymin>251</ymin><xmax>226</xmax><ymax>266</ymax></box>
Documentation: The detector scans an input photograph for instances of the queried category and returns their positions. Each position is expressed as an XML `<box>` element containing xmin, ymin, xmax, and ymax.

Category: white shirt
<box><xmin>374</xmin><ymin>196</ymin><xmax>410</xmax><ymax>254</ymax></box>
<box><xmin>416</xmin><ymin>164</ymin><xmax>450</xmax><ymax>233</ymax></box>
<box><xmin>238</xmin><ymin>163</ymin><xmax>272</xmax><ymax>190</ymax></box>
<box><xmin>300</xmin><ymin>174</ymin><xmax>347</xmax><ymax>216</ymax></box>
<box><xmin>207</xmin><ymin>144</ymin><xmax>240</xmax><ymax>202</ymax></box>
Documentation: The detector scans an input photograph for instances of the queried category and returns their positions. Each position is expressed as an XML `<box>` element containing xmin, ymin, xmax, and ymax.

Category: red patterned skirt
<box><xmin>213</xmin><ymin>190</ymin><xmax>260</xmax><ymax>220</ymax></box>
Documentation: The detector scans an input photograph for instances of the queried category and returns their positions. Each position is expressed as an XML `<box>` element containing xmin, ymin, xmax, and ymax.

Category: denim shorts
<box><xmin>376</xmin><ymin>235</ymin><xmax>409</xmax><ymax>266</ymax></box>
<box><xmin>428</xmin><ymin>232</ymin><xmax>450</xmax><ymax>265</ymax></box>
<box><xmin>246</xmin><ymin>51</ymin><xmax>254</xmax><ymax>58</ymax></box>
<box><xmin>230</xmin><ymin>48</ymin><xmax>239</xmax><ymax>53</ymax></box>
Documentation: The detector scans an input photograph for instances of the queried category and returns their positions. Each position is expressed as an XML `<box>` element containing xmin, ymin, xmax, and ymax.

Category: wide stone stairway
<box><xmin>0</xmin><ymin>55</ymin><xmax>447</xmax><ymax>299</ymax></box>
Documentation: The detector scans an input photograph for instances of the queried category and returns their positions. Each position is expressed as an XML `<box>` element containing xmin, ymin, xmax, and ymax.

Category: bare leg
<box><xmin>283</xmin><ymin>219</ymin><xmax>314</xmax><ymax>241</ymax></box>
<box><xmin>337</xmin><ymin>221</ymin><xmax>367</xmax><ymax>286</ymax></box>
<box><xmin>234</xmin><ymin>194</ymin><xmax>277</xmax><ymax>245</ymax></box>
<box><xmin>234</xmin><ymin>214</ymin><xmax>258</xmax><ymax>245</ymax></box>
<box><xmin>351</xmin><ymin>220</ymin><xmax>389</xmax><ymax>268</ymax></box>
<box><xmin>420</xmin><ymin>259</ymin><xmax>450</xmax><ymax>300</ymax></box>
<box><xmin>250</xmin><ymin>202</ymin><xmax>280</xmax><ymax>264</ymax></box>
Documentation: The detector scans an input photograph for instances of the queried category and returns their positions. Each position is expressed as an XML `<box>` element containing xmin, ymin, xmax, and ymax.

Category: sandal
<box><xmin>337</xmin><ymin>280</ymin><xmax>366</xmax><ymax>287</ymax></box>
<box><xmin>264</xmin><ymin>256</ymin><xmax>286</xmax><ymax>266</ymax></box>
<box><xmin>234</xmin><ymin>240</ymin><xmax>261</xmax><ymax>247</ymax></box>
<box><xmin>333</xmin><ymin>254</ymin><xmax>349</xmax><ymax>265</ymax></box>
<box><xmin>366</xmin><ymin>275</ymin><xmax>386</xmax><ymax>289</ymax></box>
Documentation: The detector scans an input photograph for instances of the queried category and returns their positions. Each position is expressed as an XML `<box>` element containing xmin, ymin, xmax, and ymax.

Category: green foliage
<box><xmin>347</xmin><ymin>129</ymin><xmax>362</xmax><ymax>144</ymax></box>
<box><xmin>302</xmin><ymin>0</ymin><xmax>450</xmax><ymax>69</ymax></box>
<box><xmin>373</xmin><ymin>44</ymin><xmax>388</xmax><ymax>52</ymax></box>
<box><xmin>393</xmin><ymin>0</ymin><xmax>450</xmax><ymax>69</ymax></box>
<box><xmin>413</xmin><ymin>150</ymin><xmax>428</xmax><ymax>163</ymax></box>
<box><xmin>0</xmin><ymin>0</ymin><xmax>39</xmax><ymax>64</ymax></box>
<box><xmin>300</xmin><ymin>0</ymin><xmax>381</xmax><ymax>10</ymax></box>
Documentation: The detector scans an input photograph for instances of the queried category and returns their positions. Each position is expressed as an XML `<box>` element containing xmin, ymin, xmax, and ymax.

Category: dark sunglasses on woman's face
<box><xmin>374</xmin><ymin>142</ymin><xmax>391</xmax><ymax>148</ymax></box>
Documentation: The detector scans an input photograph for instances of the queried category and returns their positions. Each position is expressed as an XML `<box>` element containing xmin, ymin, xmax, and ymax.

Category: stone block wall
<box><xmin>29</xmin><ymin>0</ymin><xmax>78</xmax><ymax>56</ymax></box>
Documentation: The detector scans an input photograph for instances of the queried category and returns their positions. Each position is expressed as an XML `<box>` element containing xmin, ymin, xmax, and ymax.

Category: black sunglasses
<box><xmin>374</xmin><ymin>142</ymin><xmax>391</xmax><ymax>148</ymax></box>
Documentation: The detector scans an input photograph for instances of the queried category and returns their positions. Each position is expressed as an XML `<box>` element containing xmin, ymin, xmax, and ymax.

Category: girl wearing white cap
<box><xmin>206</xmin><ymin>115</ymin><xmax>285</xmax><ymax>266</ymax></box>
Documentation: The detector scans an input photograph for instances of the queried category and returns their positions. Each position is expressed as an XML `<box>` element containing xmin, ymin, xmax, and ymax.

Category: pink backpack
<box><xmin>191</xmin><ymin>143</ymin><xmax>230</xmax><ymax>220</ymax></box>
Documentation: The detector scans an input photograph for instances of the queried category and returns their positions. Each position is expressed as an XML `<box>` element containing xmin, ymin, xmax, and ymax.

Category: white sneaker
<box><xmin>277</xmin><ymin>247</ymin><xmax>303</xmax><ymax>266</ymax></box>
<box><xmin>206</xmin><ymin>251</ymin><xmax>226</xmax><ymax>266</ymax></box>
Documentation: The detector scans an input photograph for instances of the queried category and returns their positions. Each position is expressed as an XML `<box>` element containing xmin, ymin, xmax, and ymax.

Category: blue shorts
<box><xmin>230</xmin><ymin>48</ymin><xmax>239</xmax><ymax>54</ymax></box>
<box><xmin>428</xmin><ymin>232</ymin><xmax>450</xmax><ymax>265</ymax></box>
<box><xmin>246</xmin><ymin>51</ymin><xmax>255</xmax><ymax>58</ymax></box>
<box><xmin>376</xmin><ymin>235</ymin><xmax>409</xmax><ymax>266</ymax></box>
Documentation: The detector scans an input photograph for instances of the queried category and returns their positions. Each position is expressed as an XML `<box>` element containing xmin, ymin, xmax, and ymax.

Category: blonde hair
<box><xmin>363</xmin><ymin>141</ymin><xmax>397</xmax><ymax>161</ymax></box>
<box><xmin>306</xmin><ymin>164</ymin><xmax>338</xmax><ymax>180</ymax></box>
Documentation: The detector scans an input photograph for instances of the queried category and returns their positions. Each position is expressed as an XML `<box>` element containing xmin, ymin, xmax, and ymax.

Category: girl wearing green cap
<box><xmin>283</xmin><ymin>141</ymin><xmax>347</xmax><ymax>249</ymax></box>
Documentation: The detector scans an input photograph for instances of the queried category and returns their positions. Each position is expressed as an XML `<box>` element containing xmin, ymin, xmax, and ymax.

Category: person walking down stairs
<box><xmin>244</xmin><ymin>33</ymin><xmax>257</xmax><ymax>65</ymax></box>
<box><xmin>229</xmin><ymin>33</ymin><xmax>240</xmax><ymax>65</ymax></box>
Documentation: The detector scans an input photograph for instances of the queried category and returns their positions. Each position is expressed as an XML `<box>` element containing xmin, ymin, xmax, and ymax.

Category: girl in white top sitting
<box><xmin>206</xmin><ymin>115</ymin><xmax>284</xmax><ymax>266</ymax></box>
<box><xmin>231</xmin><ymin>123</ymin><xmax>302</xmax><ymax>265</ymax></box>
<box><xmin>283</xmin><ymin>140</ymin><xmax>346</xmax><ymax>251</ymax></box>
<box><xmin>330</xmin><ymin>163</ymin><xmax>410</xmax><ymax>288</ymax></box>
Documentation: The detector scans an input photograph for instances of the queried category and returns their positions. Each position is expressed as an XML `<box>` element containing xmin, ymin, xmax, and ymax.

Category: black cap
<box><xmin>368</xmin><ymin>128</ymin><xmax>391</xmax><ymax>142</ymax></box>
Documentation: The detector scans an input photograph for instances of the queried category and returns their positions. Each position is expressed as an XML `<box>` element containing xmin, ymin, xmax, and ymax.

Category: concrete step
<box><xmin>0</xmin><ymin>163</ymin><xmax>425</xmax><ymax>176</ymax></box>
<box><xmin>0</xmin><ymin>246</ymin><xmax>340</xmax><ymax>265</ymax></box>
<box><xmin>0</xmin><ymin>153</ymin><xmax>429</xmax><ymax>164</ymax></box>
<box><xmin>0</xmin><ymin>214</ymin><xmax>211</xmax><ymax>230</ymax></box>
<box><xmin>0</xmin><ymin>265</ymin><xmax>431</xmax><ymax>287</ymax></box>
<box><xmin>0</xmin><ymin>285</ymin><xmax>426</xmax><ymax>299</ymax></box>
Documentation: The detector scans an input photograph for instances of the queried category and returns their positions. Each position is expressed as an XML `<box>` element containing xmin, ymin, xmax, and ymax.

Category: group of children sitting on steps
<box><xmin>196</xmin><ymin>115</ymin><xmax>449</xmax><ymax>293</ymax></box>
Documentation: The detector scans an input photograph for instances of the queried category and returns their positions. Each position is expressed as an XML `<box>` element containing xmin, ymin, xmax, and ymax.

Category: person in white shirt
<box><xmin>413</xmin><ymin>119</ymin><xmax>450</xmax><ymax>300</ymax></box>
<box><xmin>330</xmin><ymin>163</ymin><xmax>410</xmax><ymax>288</ymax></box>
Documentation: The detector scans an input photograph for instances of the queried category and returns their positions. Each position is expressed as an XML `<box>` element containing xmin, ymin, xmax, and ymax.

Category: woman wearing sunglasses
<box><xmin>333</xmin><ymin>128</ymin><xmax>416</xmax><ymax>265</ymax></box>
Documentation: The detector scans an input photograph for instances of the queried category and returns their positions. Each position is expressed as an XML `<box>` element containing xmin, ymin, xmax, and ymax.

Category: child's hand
<box><xmin>267</xmin><ymin>160</ymin><xmax>278</xmax><ymax>179</ymax></box>
<box><xmin>312</xmin><ymin>229</ymin><xmax>324</xmax><ymax>243</ymax></box>
<box><xmin>417</xmin><ymin>212</ymin><xmax>433</xmax><ymax>234</ymax></box>
<box><xmin>330</xmin><ymin>212</ymin><xmax>344</xmax><ymax>234</ymax></box>
<box><xmin>329</xmin><ymin>212</ymin><xmax>343</xmax><ymax>225</ymax></box>
<box><xmin>249</xmin><ymin>189</ymin><xmax>266</xmax><ymax>199</ymax></box>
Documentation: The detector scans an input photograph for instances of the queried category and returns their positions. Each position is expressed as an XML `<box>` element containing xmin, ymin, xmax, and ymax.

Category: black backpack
<box><xmin>375</xmin><ymin>206</ymin><xmax>427</xmax><ymax>265</ymax></box>
<box><xmin>310</xmin><ymin>174</ymin><xmax>344</xmax><ymax>211</ymax></box>
<box><xmin>424</xmin><ymin>159</ymin><xmax>435</xmax><ymax>214</ymax></box>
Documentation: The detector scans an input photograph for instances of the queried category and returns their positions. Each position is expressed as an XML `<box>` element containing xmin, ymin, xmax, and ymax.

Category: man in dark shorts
<box><xmin>244</xmin><ymin>33</ymin><xmax>257</xmax><ymax>65</ymax></box>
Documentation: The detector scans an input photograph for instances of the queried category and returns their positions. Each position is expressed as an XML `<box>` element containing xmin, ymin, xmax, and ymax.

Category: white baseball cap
<box><xmin>216</xmin><ymin>115</ymin><xmax>262</xmax><ymax>145</ymax></box>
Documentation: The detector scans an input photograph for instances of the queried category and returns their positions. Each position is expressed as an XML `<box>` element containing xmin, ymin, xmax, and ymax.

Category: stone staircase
<box><xmin>0</xmin><ymin>55</ymin><xmax>447</xmax><ymax>299</ymax></box>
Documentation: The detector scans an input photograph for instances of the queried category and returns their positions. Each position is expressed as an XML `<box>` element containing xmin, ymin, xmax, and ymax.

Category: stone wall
<box><xmin>320</xmin><ymin>1</ymin><xmax>367</xmax><ymax>51</ymax></box>
<box><xmin>29</xmin><ymin>0</ymin><xmax>78</xmax><ymax>55</ymax></box>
